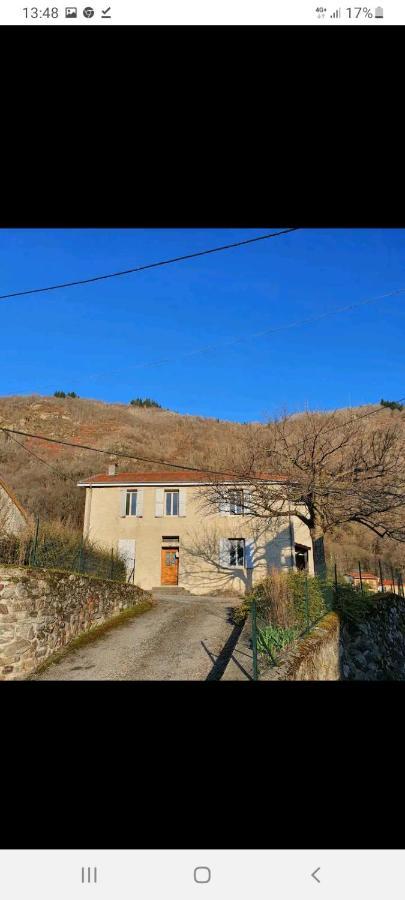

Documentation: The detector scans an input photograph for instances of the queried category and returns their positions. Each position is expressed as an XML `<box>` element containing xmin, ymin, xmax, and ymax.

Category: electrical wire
<box><xmin>4</xmin><ymin>431</ymin><xmax>76</xmax><ymax>482</ymax></box>
<box><xmin>1</xmin><ymin>394</ymin><xmax>404</xmax><ymax>488</ymax></box>
<box><xmin>84</xmin><ymin>285</ymin><xmax>405</xmax><ymax>381</ymax></box>
<box><xmin>0</xmin><ymin>228</ymin><xmax>299</xmax><ymax>302</ymax></box>
<box><xmin>0</xmin><ymin>424</ymin><xmax>266</xmax><ymax>481</ymax></box>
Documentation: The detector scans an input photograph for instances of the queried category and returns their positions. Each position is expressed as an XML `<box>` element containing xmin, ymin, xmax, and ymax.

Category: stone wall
<box><xmin>340</xmin><ymin>593</ymin><xmax>405</xmax><ymax>680</ymax></box>
<box><xmin>258</xmin><ymin>594</ymin><xmax>405</xmax><ymax>681</ymax></box>
<box><xmin>260</xmin><ymin>612</ymin><xmax>340</xmax><ymax>680</ymax></box>
<box><xmin>0</xmin><ymin>565</ymin><xmax>150</xmax><ymax>681</ymax></box>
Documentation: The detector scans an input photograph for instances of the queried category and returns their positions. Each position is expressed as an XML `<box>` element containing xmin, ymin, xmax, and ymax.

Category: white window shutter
<box><xmin>155</xmin><ymin>488</ymin><xmax>164</xmax><ymax>517</ymax></box>
<box><xmin>243</xmin><ymin>490</ymin><xmax>253</xmax><ymax>515</ymax></box>
<box><xmin>120</xmin><ymin>490</ymin><xmax>127</xmax><ymax>517</ymax></box>
<box><xmin>219</xmin><ymin>494</ymin><xmax>229</xmax><ymax>515</ymax></box>
<box><xmin>219</xmin><ymin>538</ymin><xmax>229</xmax><ymax>567</ymax></box>
<box><xmin>179</xmin><ymin>488</ymin><xmax>186</xmax><ymax>517</ymax></box>
<box><xmin>245</xmin><ymin>539</ymin><xmax>254</xmax><ymax>569</ymax></box>
<box><xmin>118</xmin><ymin>539</ymin><xmax>136</xmax><ymax>579</ymax></box>
<box><xmin>136</xmin><ymin>489</ymin><xmax>144</xmax><ymax>517</ymax></box>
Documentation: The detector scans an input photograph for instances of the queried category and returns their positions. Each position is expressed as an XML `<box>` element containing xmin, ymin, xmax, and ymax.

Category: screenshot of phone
<box><xmin>0</xmin><ymin>0</ymin><xmax>403</xmax><ymax>23</ymax></box>
<box><xmin>0</xmin><ymin>227</ymin><xmax>404</xmax><ymax>685</ymax></box>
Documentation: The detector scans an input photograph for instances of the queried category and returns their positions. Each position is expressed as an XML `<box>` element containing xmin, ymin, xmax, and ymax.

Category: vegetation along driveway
<box><xmin>33</xmin><ymin>592</ymin><xmax>246</xmax><ymax>681</ymax></box>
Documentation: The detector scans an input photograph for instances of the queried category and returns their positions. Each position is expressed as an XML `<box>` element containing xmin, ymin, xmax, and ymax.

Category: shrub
<box><xmin>0</xmin><ymin>521</ymin><xmax>126</xmax><ymax>582</ymax></box>
<box><xmin>380</xmin><ymin>399</ymin><xmax>404</xmax><ymax>411</ymax></box>
<box><xmin>54</xmin><ymin>391</ymin><xmax>79</xmax><ymax>398</ymax></box>
<box><xmin>250</xmin><ymin>568</ymin><xmax>330</xmax><ymax>632</ymax></box>
<box><xmin>257</xmin><ymin>624</ymin><xmax>299</xmax><ymax>662</ymax></box>
<box><xmin>129</xmin><ymin>398</ymin><xmax>162</xmax><ymax>409</ymax></box>
<box><xmin>333</xmin><ymin>581</ymin><xmax>376</xmax><ymax>623</ymax></box>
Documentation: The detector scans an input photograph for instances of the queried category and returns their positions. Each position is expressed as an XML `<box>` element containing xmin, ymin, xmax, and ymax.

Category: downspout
<box><xmin>84</xmin><ymin>487</ymin><xmax>92</xmax><ymax>541</ymax></box>
<box><xmin>288</xmin><ymin>500</ymin><xmax>295</xmax><ymax>570</ymax></box>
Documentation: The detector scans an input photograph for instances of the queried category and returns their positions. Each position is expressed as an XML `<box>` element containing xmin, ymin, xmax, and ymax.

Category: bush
<box><xmin>0</xmin><ymin>521</ymin><xmax>126</xmax><ymax>582</ymax></box>
<box><xmin>257</xmin><ymin>624</ymin><xmax>299</xmax><ymax>662</ymax></box>
<box><xmin>333</xmin><ymin>581</ymin><xmax>376</xmax><ymax>623</ymax></box>
<box><xmin>53</xmin><ymin>391</ymin><xmax>79</xmax><ymax>398</ymax></box>
<box><xmin>380</xmin><ymin>399</ymin><xmax>404</xmax><ymax>411</ymax></box>
<box><xmin>129</xmin><ymin>398</ymin><xmax>162</xmax><ymax>409</ymax></box>
<box><xmin>0</xmin><ymin>531</ymin><xmax>31</xmax><ymax>566</ymax></box>
<box><xmin>249</xmin><ymin>568</ymin><xmax>331</xmax><ymax>632</ymax></box>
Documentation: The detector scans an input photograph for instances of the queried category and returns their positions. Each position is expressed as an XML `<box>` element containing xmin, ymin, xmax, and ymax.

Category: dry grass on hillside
<box><xmin>0</xmin><ymin>394</ymin><xmax>245</xmax><ymax>528</ymax></box>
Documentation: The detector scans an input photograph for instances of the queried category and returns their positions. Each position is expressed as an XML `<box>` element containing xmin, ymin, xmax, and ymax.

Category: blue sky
<box><xmin>1</xmin><ymin>228</ymin><xmax>404</xmax><ymax>422</ymax></box>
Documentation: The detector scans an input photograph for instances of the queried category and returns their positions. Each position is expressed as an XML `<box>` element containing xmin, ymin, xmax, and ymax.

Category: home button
<box><xmin>194</xmin><ymin>867</ymin><xmax>211</xmax><ymax>884</ymax></box>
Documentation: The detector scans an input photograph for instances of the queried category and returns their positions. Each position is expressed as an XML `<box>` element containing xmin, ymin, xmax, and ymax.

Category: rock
<box><xmin>0</xmin><ymin>628</ymin><xmax>15</xmax><ymax>644</ymax></box>
<box><xmin>0</xmin><ymin>639</ymin><xmax>30</xmax><ymax>658</ymax></box>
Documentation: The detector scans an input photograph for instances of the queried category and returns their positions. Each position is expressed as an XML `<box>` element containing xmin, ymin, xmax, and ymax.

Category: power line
<box><xmin>42</xmin><ymin>283</ymin><xmax>405</xmax><ymax>387</ymax></box>
<box><xmin>1</xmin><ymin>395</ymin><xmax>404</xmax><ymax>488</ymax></box>
<box><xmin>0</xmin><ymin>424</ymin><xmax>267</xmax><ymax>482</ymax></box>
<box><xmin>4</xmin><ymin>431</ymin><xmax>76</xmax><ymax>482</ymax></box>
<box><xmin>0</xmin><ymin>228</ymin><xmax>299</xmax><ymax>302</ymax></box>
<box><xmin>294</xmin><ymin>396</ymin><xmax>405</xmax><ymax>439</ymax></box>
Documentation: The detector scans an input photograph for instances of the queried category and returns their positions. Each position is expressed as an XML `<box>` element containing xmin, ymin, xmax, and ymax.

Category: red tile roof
<box><xmin>346</xmin><ymin>572</ymin><xmax>378</xmax><ymax>579</ymax></box>
<box><xmin>78</xmin><ymin>470</ymin><xmax>284</xmax><ymax>486</ymax></box>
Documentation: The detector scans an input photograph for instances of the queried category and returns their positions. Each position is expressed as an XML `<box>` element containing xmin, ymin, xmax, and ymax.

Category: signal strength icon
<box><xmin>330</xmin><ymin>7</ymin><xmax>341</xmax><ymax>15</ymax></box>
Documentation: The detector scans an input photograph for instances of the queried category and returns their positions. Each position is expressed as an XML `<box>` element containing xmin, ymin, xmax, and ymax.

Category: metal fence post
<box><xmin>334</xmin><ymin>562</ymin><xmax>339</xmax><ymax>609</ymax></box>
<box><xmin>391</xmin><ymin>565</ymin><xmax>395</xmax><ymax>594</ymax></box>
<box><xmin>251</xmin><ymin>598</ymin><xmax>258</xmax><ymax>681</ymax></box>
<box><xmin>358</xmin><ymin>560</ymin><xmax>363</xmax><ymax>594</ymax></box>
<box><xmin>379</xmin><ymin>559</ymin><xmax>384</xmax><ymax>593</ymax></box>
<box><xmin>304</xmin><ymin>573</ymin><xmax>310</xmax><ymax>630</ymax></box>
<box><xmin>30</xmin><ymin>515</ymin><xmax>40</xmax><ymax>567</ymax></box>
<box><xmin>110</xmin><ymin>548</ymin><xmax>114</xmax><ymax>580</ymax></box>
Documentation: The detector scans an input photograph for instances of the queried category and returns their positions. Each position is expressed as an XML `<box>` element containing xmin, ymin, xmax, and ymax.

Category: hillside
<box><xmin>0</xmin><ymin>394</ymin><xmax>404</xmax><ymax>574</ymax></box>
<box><xmin>0</xmin><ymin>394</ymin><xmax>246</xmax><ymax>527</ymax></box>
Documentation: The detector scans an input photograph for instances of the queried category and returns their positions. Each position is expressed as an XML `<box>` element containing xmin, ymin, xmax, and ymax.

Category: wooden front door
<box><xmin>161</xmin><ymin>548</ymin><xmax>179</xmax><ymax>585</ymax></box>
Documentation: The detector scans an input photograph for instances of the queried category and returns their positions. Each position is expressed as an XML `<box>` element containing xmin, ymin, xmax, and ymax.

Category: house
<box><xmin>78</xmin><ymin>465</ymin><xmax>314</xmax><ymax>594</ymax></box>
<box><xmin>0</xmin><ymin>476</ymin><xmax>31</xmax><ymax>536</ymax></box>
<box><xmin>344</xmin><ymin>571</ymin><xmax>404</xmax><ymax>595</ymax></box>
<box><xmin>377</xmin><ymin>579</ymin><xmax>403</xmax><ymax>596</ymax></box>
<box><xmin>344</xmin><ymin>571</ymin><xmax>380</xmax><ymax>592</ymax></box>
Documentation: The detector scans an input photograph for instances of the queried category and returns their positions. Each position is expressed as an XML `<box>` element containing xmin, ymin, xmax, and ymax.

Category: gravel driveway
<box><xmin>33</xmin><ymin>593</ymin><xmax>244</xmax><ymax>681</ymax></box>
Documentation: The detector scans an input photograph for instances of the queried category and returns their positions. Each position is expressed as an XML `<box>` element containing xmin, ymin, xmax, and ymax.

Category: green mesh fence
<box><xmin>0</xmin><ymin>520</ymin><xmax>126</xmax><ymax>583</ymax></box>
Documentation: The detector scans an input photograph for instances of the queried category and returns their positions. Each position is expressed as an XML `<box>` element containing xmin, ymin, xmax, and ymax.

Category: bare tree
<box><xmin>203</xmin><ymin>409</ymin><xmax>405</xmax><ymax>577</ymax></box>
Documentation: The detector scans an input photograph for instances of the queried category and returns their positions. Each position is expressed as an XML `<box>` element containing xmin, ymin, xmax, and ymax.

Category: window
<box><xmin>165</xmin><ymin>490</ymin><xmax>179</xmax><ymax>516</ymax></box>
<box><xmin>125</xmin><ymin>490</ymin><xmax>138</xmax><ymax>516</ymax></box>
<box><xmin>295</xmin><ymin>544</ymin><xmax>309</xmax><ymax>571</ymax></box>
<box><xmin>228</xmin><ymin>538</ymin><xmax>245</xmax><ymax>567</ymax></box>
<box><xmin>229</xmin><ymin>490</ymin><xmax>244</xmax><ymax>515</ymax></box>
<box><xmin>220</xmin><ymin>489</ymin><xmax>246</xmax><ymax>515</ymax></box>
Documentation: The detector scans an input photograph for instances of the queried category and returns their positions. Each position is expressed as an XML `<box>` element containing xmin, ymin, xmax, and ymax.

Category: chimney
<box><xmin>108</xmin><ymin>461</ymin><xmax>117</xmax><ymax>476</ymax></box>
